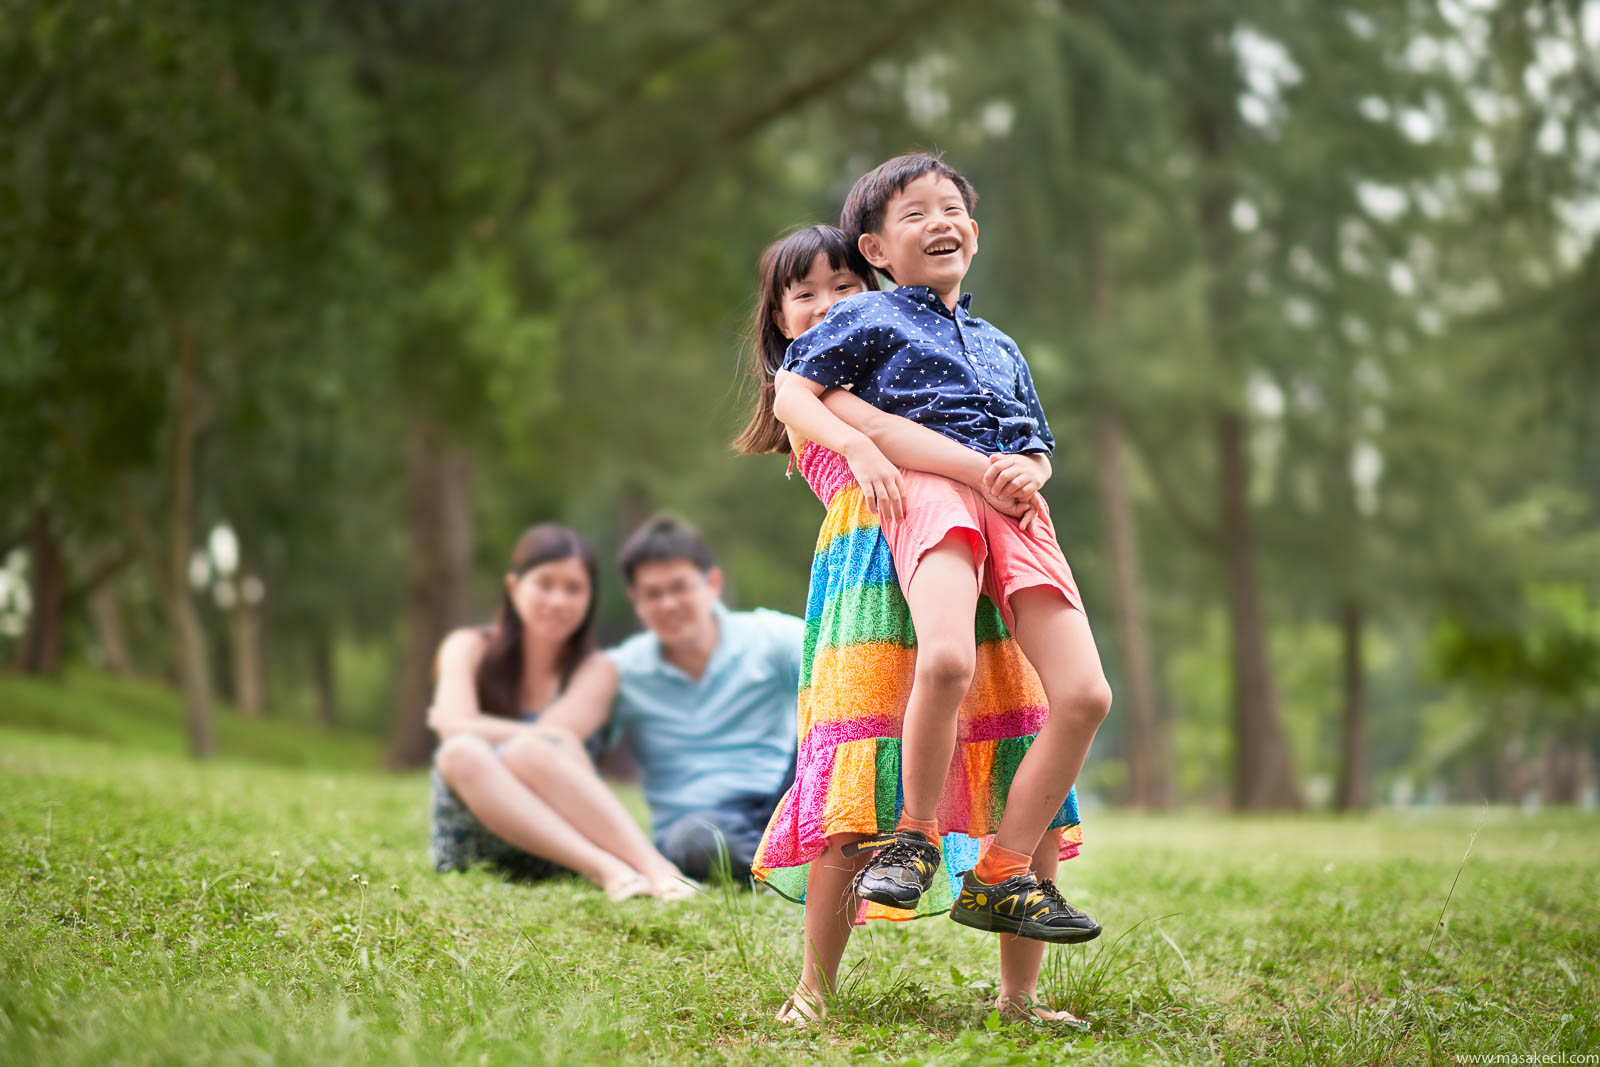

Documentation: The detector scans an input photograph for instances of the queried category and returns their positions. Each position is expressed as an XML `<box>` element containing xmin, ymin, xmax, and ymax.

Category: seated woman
<box><xmin>428</xmin><ymin>522</ymin><xmax>695</xmax><ymax>900</ymax></box>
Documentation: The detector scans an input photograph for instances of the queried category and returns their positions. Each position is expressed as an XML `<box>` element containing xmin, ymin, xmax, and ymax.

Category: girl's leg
<box><xmin>995</xmin><ymin>832</ymin><xmax>1087</xmax><ymax>1023</ymax></box>
<box><xmin>898</xmin><ymin>538</ymin><xmax>981</xmax><ymax>825</ymax></box>
<box><xmin>991</xmin><ymin>589</ymin><xmax>1112</xmax><ymax>856</ymax></box>
<box><xmin>785</xmin><ymin>833</ymin><xmax>870</xmax><ymax>1020</ymax></box>
<box><xmin>435</xmin><ymin>734</ymin><xmax>642</xmax><ymax>893</ymax></box>
<box><xmin>498</xmin><ymin>726</ymin><xmax>686</xmax><ymax>889</ymax></box>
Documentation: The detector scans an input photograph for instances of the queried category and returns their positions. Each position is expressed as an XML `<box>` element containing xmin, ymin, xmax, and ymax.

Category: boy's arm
<box><xmin>819</xmin><ymin>385</ymin><xmax>1038</xmax><ymax>524</ymax></box>
<box><xmin>773</xmin><ymin>373</ymin><xmax>907</xmax><ymax>521</ymax></box>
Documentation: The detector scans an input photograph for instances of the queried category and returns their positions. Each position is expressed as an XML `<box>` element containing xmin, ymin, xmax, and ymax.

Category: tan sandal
<box><xmin>775</xmin><ymin>990</ymin><xmax>826</xmax><ymax>1026</ymax></box>
<box><xmin>996</xmin><ymin>994</ymin><xmax>1089</xmax><ymax>1030</ymax></box>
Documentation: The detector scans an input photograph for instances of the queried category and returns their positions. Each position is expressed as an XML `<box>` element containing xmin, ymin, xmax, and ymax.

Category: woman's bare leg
<box><xmin>435</xmin><ymin>734</ymin><xmax>640</xmax><ymax>892</ymax></box>
<box><xmin>498</xmin><ymin>727</ymin><xmax>685</xmax><ymax>888</ymax></box>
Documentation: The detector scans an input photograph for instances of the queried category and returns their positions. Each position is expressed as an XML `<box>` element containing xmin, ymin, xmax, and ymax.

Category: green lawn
<box><xmin>1</xmin><ymin>684</ymin><xmax>1597</xmax><ymax>1064</ymax></box>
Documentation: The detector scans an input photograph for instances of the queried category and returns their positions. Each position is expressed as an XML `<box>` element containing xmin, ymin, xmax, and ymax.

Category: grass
<box><xmin>2</xmin><ymin>676</ymin><xmax>1598</xmax><ymax>1064</ymax></box>
<box><xmin>0</xmin><ymin>670</ymin><xmax>382</xmax><ymax>771</ymax></box>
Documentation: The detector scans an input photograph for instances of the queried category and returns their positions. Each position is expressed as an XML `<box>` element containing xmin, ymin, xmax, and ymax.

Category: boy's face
<box><xmin>775</xmin><ymin>252</ymin><xmax>869</xmax><ymax>340</ymax></box>
<box><xmin>858</xmin><ymin>172</ymin><xmax>978</xmax><ymax>301</ymax></box>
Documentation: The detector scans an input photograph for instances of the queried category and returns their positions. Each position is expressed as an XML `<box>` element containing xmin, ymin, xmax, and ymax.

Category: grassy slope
<box><xmin>0</xmin><ymin>670</ymin><xmax>382</xmax><ymax>770</ymax></box>
<box><xmin>1</xmin><ymin>682</ymin><xmax>1597</xmax><ymax>1065</ymax></box>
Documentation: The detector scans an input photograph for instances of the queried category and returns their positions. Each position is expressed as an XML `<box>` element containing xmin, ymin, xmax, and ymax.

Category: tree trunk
<box><xmin>387</xmin><ymin>414</ymin><xmax>474</xmax><ymax>769</ymax></box>
<box><xmin>20</xmin><ymin>507</ymin><xmax>66</xmax><ymax>675</ymax></box>
<box><xmin>167</xmin><ymin>318</ymin><xmax>214</xmax><ymax>758</ymax></box>
<box><xmin>1542</xmin><ymin>726</ymin><xmax>1582</xmax><ymax>805</ymax></box>
<box><xmin>88</xmin><ymin>575</ymin><xmax>133</xmax><ymax>675</ymax></box>
<box><xmin>1183</xmin><ymin>19</ymin><xmax>1301</xmax><ymax>812</ymax></box>
<box><xmin>232</xmin><ymin>593</ymin><xmax>264</xmax><ymax>716</ymax></box>
<box><xmin>1219</xmin><ymin>412</ymin><xmax>1302</xmax><ymax>809</ymax></box>
<box><xmin>312</xmin><ymin>631</ymin><xmax>337</xmax><ymax>729</ymax></box>
<box><xmin>1093</xmin><ymin>413</ymin><xmax>1165</xmax><ymax>807</ymax></box>
<box><xmin>1335</xmin><ymin>598</ymin><xmax>1367</xmax><ymax>811</ymax></box>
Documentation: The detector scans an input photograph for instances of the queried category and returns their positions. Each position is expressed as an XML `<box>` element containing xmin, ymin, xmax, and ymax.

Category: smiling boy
<box><xmin>771</xmin><ymin>153</ymin><xmax>1110</xmax><ymax>943</ymax></box>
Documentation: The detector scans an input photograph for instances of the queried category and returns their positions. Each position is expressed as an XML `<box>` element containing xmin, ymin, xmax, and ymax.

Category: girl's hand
<box><xmin>842</xmin><ymin>438</ymin><xmax>906</xmax><ymax>522</ymax></box>
<box><xmin>984</xmin><ymin>453</ymin><xmax>1047</xmax><ymax>502</ymax></box>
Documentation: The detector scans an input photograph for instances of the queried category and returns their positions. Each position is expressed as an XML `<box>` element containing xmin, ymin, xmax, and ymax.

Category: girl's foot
<box><xmin>603</xmin><ymin>872</ymin><xmax>652</xmax><ymax>902</ymax></box>
<box><xmin>775</xmin><ymin>989</ymin><xmax>825</xmax><ymax>1026</ymax></box>
<box><xmin>996</xmin><ymin>993</ymin><xmax>1088</xmax><ymax>1030</ymax></box>
<box><xmin>651</xmin><ymin>875</ymin><xmax>702</xmax><ymax>902</ymax></box>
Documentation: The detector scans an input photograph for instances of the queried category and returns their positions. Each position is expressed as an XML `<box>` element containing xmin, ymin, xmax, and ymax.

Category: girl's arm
<box><xmin>773</xmin><ymin>373</ymin><xmax>907</xmax><ymax>521</ymax></box>
<box><xmin>815</xmin><ymin>381</ymin><xmax>1041</xmax><ymax>524</ymax></box>
<box><xmin>427</xmin><ymin>629</ymin><xmax>528</xmax><ymax>743</ymax></box>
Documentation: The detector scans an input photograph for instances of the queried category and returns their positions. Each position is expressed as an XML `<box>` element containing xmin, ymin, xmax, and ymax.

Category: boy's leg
<box><xmin>990</xmin><ymin>588</ymin><xmax>1112</xmax><ymax>857</ymax></box>
<box><xmin>898</xmin><ymin>536</ymin><xmax>981</xmax><ymax>826</ymax></box>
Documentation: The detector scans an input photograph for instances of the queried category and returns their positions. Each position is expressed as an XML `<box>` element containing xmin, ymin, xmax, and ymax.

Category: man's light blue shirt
<box><xmin>606</xmin><ymin>602</ymin><xmax>803</xmax><ymax>842</ymax></box>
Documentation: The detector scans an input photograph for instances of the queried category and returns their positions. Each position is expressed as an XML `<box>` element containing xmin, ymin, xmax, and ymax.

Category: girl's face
<box><xmin>506</xmin><ymin>556</ymin><xmax>591</xmax><ymax>645</ymax></box>
<box><xmin>775</xmin><ymin>252</ymin><xmax>869</xmax><ymax>340</ymax></box>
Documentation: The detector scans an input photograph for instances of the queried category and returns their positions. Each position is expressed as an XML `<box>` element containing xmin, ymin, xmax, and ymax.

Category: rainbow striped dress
<box><xmin>752</xmin><ymin>444</ymin><xmax>1082</xmax><ymax>922</ymax></box>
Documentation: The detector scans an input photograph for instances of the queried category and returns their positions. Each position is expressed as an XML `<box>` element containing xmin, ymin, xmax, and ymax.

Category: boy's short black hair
<box><xmin>618</xmin><ymin>513</ymin><xmax>716</xmax><ymax>585</ymax></box>
<box><xmin>840</xmin><ymin>152</ymin><xmax>979</xmax><ymax>245</ymax></box>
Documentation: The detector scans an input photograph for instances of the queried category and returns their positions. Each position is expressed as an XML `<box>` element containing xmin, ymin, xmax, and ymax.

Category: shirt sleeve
<box><xmin>1014</xmin><ymin>353</ymin><xmax>1056</xmax><ymax>454</ymax></box>
<box><xmin>781</xmin><ymin>297</ymin><xmax>884</xmax><ymax>390</ymax></box>
<box><xmin>755</xmin><ymin>608</ymin><xmax>807</xmax><ymax>693</ymax></box>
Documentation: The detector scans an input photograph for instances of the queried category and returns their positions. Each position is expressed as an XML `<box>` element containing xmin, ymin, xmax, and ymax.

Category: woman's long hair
<box><xmin>731</xmin><ymin>224</ymin><xmax>879</xmax><ymax>455</ymax></box>
<box><xmin>474</xmin><ymin>524</ymin><xmax>599</xmax><ymax>718</ymax></box>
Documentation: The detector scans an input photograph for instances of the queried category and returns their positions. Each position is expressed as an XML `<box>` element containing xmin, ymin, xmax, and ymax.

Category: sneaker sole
<box><xmin>854</xmin><ymin>885</ymin><xmax>922</xmax><ymax>910</ymax></box>
<box><xmin>948</xmin><ymin>905</ymin><xmax>1102</xmax><ymax>943</ymax></box>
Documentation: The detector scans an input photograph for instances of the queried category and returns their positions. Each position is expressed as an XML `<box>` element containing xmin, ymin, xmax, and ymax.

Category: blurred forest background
<box><xmin>2</xmin><ymin>0</ymin><xmax>1597</xmax><ymax>812</ymax></box>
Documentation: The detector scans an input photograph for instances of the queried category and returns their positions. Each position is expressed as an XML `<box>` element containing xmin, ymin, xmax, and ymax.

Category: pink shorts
<box><xmin>881</xmin><ymin>470</ymin><xmax>1084</xmax><ymax>631</ymax></box>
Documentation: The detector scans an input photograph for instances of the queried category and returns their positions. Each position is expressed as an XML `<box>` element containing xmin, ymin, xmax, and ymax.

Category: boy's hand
<box><xmin>842</xmin><ymin>437</ymin><xmax>906</xmax><ymax>522</ymax></box>
<box><xmin>984</xmin><ymin>453</ymin><xmax>1048</xmax><ymax>502</ymax></box>
<box><xmin>981</xmin><ymin>487</ymin><xmax>1038</xmax><ymax>533</ymax></box>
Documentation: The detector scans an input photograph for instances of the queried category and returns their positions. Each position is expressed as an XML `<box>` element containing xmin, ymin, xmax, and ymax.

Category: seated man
<box><xmin>548</xmin><ymin>514</ymin><xmax>802</xmax><ymax>882</ymax></box>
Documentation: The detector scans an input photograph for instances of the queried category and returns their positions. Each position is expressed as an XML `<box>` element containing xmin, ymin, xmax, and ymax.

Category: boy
<box><xmin>772</xmin><ymin>153</ymin><xmax>1110</xmax><ymax>943</ymax></box>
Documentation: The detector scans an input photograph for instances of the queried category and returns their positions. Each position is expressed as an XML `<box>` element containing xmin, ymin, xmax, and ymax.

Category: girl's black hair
<box><xmin>732</xmin><ymin>224</ymin><xmax>879</xmax><ymax>455</ymax></box>
<box><xmin>475</xmin><ymin>523</ymin><xmax>599</xmax><ymax>718</ymax></box>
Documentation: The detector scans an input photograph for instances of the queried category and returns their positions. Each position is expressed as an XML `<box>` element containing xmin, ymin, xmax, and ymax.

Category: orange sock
<box><xmin>973</xmin><ymin>842</ymin><xmax>1032</xmax><ymax>885</ymax></box>
<box><xmin>896</xmin><ymin>813</ymin><xmax>939</xmax><ymax>839</ymax></box>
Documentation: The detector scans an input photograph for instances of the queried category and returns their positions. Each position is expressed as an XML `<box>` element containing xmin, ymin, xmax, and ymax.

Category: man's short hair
<box><xmin>840</xmin><ymin>152</ymin><xmax>979</xmax><ymax>246</ymax></box>
<box><xmin>618</xmin><ymin>513</ymin><xmax>716</xmax><ymax>585</ymax></box>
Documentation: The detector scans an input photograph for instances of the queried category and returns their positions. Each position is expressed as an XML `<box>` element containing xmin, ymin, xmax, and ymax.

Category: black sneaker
<box><xmin>840</xmin><ymin>829</ymin><xmax>942</xmax><ymax>909</ymax></box>
<box><xmin>949</xmin><ymin>871</ymin><xmax>1101</xmax><ymax>943</ymax></box>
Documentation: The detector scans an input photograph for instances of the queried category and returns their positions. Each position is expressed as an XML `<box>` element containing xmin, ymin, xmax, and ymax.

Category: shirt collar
<box><xmin>894</xmin><ymin>285</ymin><xmax>975</xmax><ymax>320</ymax></box>
<box><xmin>648</xmin><ymin>599</ymin><xmax>731</xmax><ymax>681</ymax></box>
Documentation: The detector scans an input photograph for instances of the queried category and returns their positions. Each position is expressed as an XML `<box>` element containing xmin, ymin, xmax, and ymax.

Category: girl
<box><xmin>428</xmin><ymin>523</ymin><xmax>695</xmax><ymax>901</ymax></box>
<box><xmin>734</xmin><ymin>226</ymin><xmax>1085</xmax><ymax>1026</ymax></box>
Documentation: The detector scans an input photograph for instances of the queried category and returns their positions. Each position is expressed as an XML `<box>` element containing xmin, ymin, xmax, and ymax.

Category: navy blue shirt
<box><xmin>782</xmin><ymin>286</ymin><xmax>1054</xmax><ymax>455</ymax></box>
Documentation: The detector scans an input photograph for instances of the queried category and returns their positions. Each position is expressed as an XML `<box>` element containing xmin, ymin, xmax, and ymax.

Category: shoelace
<box><xmin>850</xmin><ymin>837</ymin><xmax>937</xmax><ymax>890</ymax></box>
<box><xmin>1035</xmin><ymin>879</ymin><xmax>1085</xmax><ymax>917</ymax></box>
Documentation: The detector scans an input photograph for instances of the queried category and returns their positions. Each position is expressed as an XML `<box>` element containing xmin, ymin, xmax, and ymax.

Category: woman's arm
<box><xmin>427</xmin><ymin>629</ymin><xmax>528</xmax><ymax>743</ymax></box>
<box><xmin>533</xmin><ymin>652</ymin><xmax>619</xmax><ymax>742</ymax></box>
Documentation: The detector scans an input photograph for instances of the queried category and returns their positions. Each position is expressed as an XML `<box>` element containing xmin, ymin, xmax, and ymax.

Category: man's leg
<box><xmin>660</xmin><ymin>805</ymin><xmax>766</xmax><ymax>883</ymax></box>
